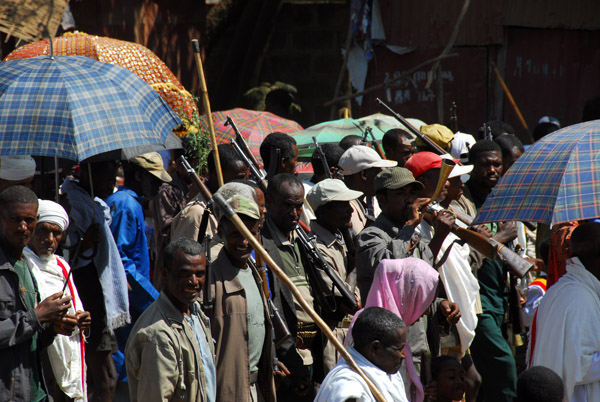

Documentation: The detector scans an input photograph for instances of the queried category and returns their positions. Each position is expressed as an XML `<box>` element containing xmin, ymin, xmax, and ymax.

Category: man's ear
<box><xmin>369</xmin><ymin>340</ymin><xmax>382</xmax><ymax>358</ymax></box>
<box><xmin>360</xmin><ymin>169</ymin><xmax>368</xmax><ymax>182</ymax></box>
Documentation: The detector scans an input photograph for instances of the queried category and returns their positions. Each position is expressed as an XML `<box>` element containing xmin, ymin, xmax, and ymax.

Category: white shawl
<box><xmin>24</xmin><ymin>247</ymin><xmax>87</xmax><ymax>402</ymax></box>
<box><xmin>315</xmin><ymin>347</ymin><xmax>408</xmax><ymax>402</ymax></box>
<box><xmin>529</xmin><ymin>257</ymin><xmax>600</xmax><ymax>402</ymax></box>
<box><xmin>417</xmin><ymin>221</ymin><xmax>479</xmax><ymax>354</ymax></box>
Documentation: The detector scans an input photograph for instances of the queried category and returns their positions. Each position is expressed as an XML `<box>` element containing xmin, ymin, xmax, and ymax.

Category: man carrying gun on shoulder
<box><xmin>305</xmin><ymin>178</ymin><xmax>363</xmax><ymax>374</ymax></box>
<box><xmin>261</xmin><ymin>173</ymin><xmax>317</xmax><ymax>401</ymax></box>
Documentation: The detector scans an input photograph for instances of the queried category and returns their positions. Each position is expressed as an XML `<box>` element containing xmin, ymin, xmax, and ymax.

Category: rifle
<box><xmin>376</xmin><ymin>97</ymin><xmax>448</xmax><ymax>155</ymax></box>
<box><xmin>313</xmin><ymin>136</ymin><xmax>332</xmax><ymax>179</ymax></box>
<box><xmin>355</xmin><ymin>123</ymin><xmax>386</xmax><ymax>160</ymax></box>
<box><xmin>180</xmin><ymin>155</ymin><xmax>213</xmax><ymax>204</ymax></box>
<box><xmin>250</xmin><ymin>253</ymin><xmax>292</xmax><ymax>350</ymax></box>
<box><xmin>225</xmin><ymin>117</ymin><xmax>263</xmax><ymax>170</ymax></box>
<box><xmin>295</xmin><ymin>223</ymin><xmax>358</xmax><ymax>311</ymax></box>
<box><xmin>203</xmin><ymin>236</ymin><xmax>214</xmax><ymax>313</ymax></box>
<box><xmin>425</xmin><ymin>160</ymin><xmax>532</xmax><ymax>278</ymax></box>
<box><xmin>450</xmin><ymin>101</ymin><xmax>458</xmax><ymax>133</ymax></box>
<box><xmin>230</xmin><ymin>140</ymin><xmax>267</xmax><ymax>191</ymax></box>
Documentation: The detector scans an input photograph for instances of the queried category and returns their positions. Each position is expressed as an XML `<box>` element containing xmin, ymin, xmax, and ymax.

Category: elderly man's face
<box><xmin>0</xmin><ymin>203</ymin><xmax>38</xmax><ymax>251</ymax></box>
<box><xmin>370</xmin><ymin>327</ymin><xmax>407</xmax><ymax>375</ymax></box>
<box><xmin>29</xmin><ymin>222</ymin><xmax>63</xmax><ymax>257</ymax></box>
<box><xmin>162</xmin><ymin>250</ymin><xmax>206</xmax><ymax>315</ymax></box>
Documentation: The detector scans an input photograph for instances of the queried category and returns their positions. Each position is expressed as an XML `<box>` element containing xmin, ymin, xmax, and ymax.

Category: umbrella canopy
<box><xmin>357</xmin><ymin>113</ymin><xmax>403</xmax><ymax>133</ymax></box>
<box><xmin>473</xmin><ymin>120</ymin><xmax>600</xmax><ymax>226</ymax></box>
<box><xmin>0</xmin><ymin>55</ymin><xmax>182</xmax><ymax>162</ymax></box>
<box><xmin>292</xmin><ymin>118</ymin><xmax>386</xmax><ymax>159</ymax></box>
<box><xmin>4</xmin><ymin>32</ymin><xmax>198</xmax><ymax>120</ymax></box>
<box><xmin>199</xmin><ymin>108</ymin><xmax>302</xmax><ymax>159</ymax></box>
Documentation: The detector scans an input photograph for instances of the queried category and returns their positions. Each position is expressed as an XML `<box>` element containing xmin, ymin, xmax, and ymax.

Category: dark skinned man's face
<box><xmin>470</xmin><ymin>151</ymin><xmax>503</xmax><ymax>190</ymax></box>
<box><xmin>377</xmin><ymin>183</ymin><xmax>420</xmax><ymax>225</ymax></box>
<box><xmin>266</xmin><ymin>181</ymin><xmax>304</xmax><ymax>235</ymax></box>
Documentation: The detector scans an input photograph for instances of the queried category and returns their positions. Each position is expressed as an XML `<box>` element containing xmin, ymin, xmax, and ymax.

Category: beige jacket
<box><xmin>125</xmin><ymin>292</ymin><xmax>214</xmax><ymax>402</ymax></box>
<box><xmin>208</xmin><ymin>250</ymin><xmax>276</xmax><ymax>402</ymax></box>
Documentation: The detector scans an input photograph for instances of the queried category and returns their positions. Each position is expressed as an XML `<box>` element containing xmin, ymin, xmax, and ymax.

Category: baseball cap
<box><xmin>306</xmin><ymin>179</ymin><xmax>363</xmax><ymax>211</ymax></box>
<box><xmin>537</xmin><ymin>116</ymin><xmax>561</xmax><ymax>129</ymax></box>
<box><xmin>416</xmin><ymin>124</ymin><xmax>454</xmax><ymax>150</ymax></box>
<box><xmin>374</xmin><ymin>167</ymin><xmax>424</xmax><ymax>193</ymax></box>
<box><xmin>130</xmin><ymin>152</ymin><xmax>172</xmax><ymax>182</ymax></box>
<box><xmin>404</xmin><ymin>152</ymin><xmax>473</xmax><ymax>179</ymax></box>
<box><xmin>224</xmin><ymin>194</ymin><xmax>260</xmax><ymax>220</ymax></box>
<box><xmin>338</xmin><ymin>145</ymin><xmax>397</xmax><ymax>175</ymax></box>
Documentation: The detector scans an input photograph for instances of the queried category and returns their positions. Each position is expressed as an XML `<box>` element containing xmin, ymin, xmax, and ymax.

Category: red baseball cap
<box><xmin>404</xmin><ymin>151</ymin><xmax>473</xmax><ymax>179</ymax></box>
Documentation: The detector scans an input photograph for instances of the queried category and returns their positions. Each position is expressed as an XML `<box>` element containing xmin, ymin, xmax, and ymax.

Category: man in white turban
<box><xmin>0</xmin><ymin>155</ymin><xmax>36</xmax><ymax>193</ymax></box>
<box><xmin>24</xmin><ymin>199</ymin><xmax>91</xmax><ymax>401</ymax></box>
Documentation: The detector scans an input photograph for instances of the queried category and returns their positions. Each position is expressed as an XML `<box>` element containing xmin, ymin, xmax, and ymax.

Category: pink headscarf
<box><xmin>349</xmin><ymin>258</ymin><xmax>440</xmax><ymax>402</ymax></box>
<box><xmin>365</xmin><ymin>258</ymin><xmax>439</xmax><ymax>326</ymax></box>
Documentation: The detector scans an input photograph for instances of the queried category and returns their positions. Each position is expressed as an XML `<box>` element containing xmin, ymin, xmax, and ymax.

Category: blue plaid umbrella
<box><xmin>0</xmin><ymin>55</ymin><xmax>181</xmax><ymax>162</ymax></box>
<box><xmin>473</xmin><ymin>120</ymin><xmax>600</xmax><ymax>225</ymax></box>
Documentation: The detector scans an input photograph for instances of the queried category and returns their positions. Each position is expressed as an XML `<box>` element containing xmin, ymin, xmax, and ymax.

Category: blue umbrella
<box><xmin>473</xmin><ymin>120</ymin><xmax>600</xmax><ymax>226</ymax></box>
<box><xmin>0</xmin><ymin>55</ymin><xmax>182</xmax><ymax>162</ymax></box>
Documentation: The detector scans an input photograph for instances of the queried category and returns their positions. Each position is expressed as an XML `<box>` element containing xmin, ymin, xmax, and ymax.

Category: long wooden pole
<box><xmin>491</xmin><ymin>61</ymin><xmax>532</xmax><ymax>142</ymax></box>
<box><xmin>212</xmin><ymin>193</ymin><xmax>388</xmax><ymax>402</ymax></box>
<box><xmin>191</xmin><ymin>39</ymin><xmax>224</xmax><ymax>187</ymax></box>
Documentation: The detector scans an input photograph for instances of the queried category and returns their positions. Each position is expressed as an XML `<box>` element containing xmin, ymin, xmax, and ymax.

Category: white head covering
<box><xmin>37</xmin><ymin>199</ymin><xmax>69</xmax><ymax>231</ymax></box>
<box><xmin>0</xmin><ymin>156</ymin><xmax>36</xmax><ymax>181</ymax></box>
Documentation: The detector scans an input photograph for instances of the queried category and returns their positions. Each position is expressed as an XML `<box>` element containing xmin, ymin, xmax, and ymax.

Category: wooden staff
<box><xmin>191</xmin><ymin>39</ymin><xmax>224</xmax><ymax>187</ymax></box>
<box><xmin>213</xmin><ymin>193</ymin><xmax>389</xmax><ymax>402</ymax></box>
<box><xmin>491</xmin><ymin>61</ymin><xmax>532</xmax><ymax>142</ymax></box>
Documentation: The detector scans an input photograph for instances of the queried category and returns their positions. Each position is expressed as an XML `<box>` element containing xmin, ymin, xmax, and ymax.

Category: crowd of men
<box><xmin>1</xmin><ymin>107</ymin><xmax>600</xmax><ymax>402</ymax></box>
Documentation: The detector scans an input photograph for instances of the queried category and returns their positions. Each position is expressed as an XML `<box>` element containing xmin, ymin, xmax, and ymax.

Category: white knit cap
<box><xmin>37</xmin><ymin>199</ymin><xmax>69</xmax><ymax>231</ymax></box>
<box><xmin>0</xmin><ymin>156</ymin><xmax>36</xmax><ymax>181</ymax></box>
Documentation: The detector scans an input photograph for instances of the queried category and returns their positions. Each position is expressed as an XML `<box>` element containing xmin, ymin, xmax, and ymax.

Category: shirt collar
<box><xmin>310</xmin><ymin>220</ymin><xmax>344</xmax><ymax>248</ymax></box>
<box><xmin>266</xmin><ymin>215</ymin><xmax>296</xmax><ymax>246</ymax></box>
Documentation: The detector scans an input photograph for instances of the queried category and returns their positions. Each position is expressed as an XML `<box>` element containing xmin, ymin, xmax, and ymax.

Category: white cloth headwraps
<box><xmin>37</xmin><ymin>199</ymin><xmax>69</xmax><ymax>231</ymax></box>
<box><xmin>0</xmin><ymin>156</ymin><xmax>36</xmax><ymax>181</ymax></box>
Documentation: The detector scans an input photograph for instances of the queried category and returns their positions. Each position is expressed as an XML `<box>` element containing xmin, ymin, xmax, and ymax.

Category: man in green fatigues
<box><xmin>461</xmin><ymin>140</ymin><xmax>518</xmax><ymax>402</ymax></box>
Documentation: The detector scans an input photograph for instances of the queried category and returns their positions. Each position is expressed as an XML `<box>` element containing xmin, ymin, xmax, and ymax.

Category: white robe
<box><xmin>417</xmin><ymin>221</ymin><xmax>479</xmax><ymax>354</ymax></box>
<box><xmin>24</xmin><ymin>247</ymin><xmax>87</xmax><ymax>402</ymax></box>
<box><xmin>528</xmin><ymin>257</ymin><xmax>600</xmax><ymax>402</ymax></box>
<box><xmin>315</xmin><ymin>347</ymin><xmax>409</xmax><ymax>402</ymax></box>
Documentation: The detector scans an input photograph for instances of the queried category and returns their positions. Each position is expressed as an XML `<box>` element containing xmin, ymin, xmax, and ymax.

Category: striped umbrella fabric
<box><xmin>0</xmin><ymin>55</ymin><xmax>181</xmax><ymax>162</ymax></box>
<box><xmin>199</xmin><ymin>108</ymin><xmax>302</xmax><ymax>159</ymax></box>
<box><xmin>473</xmin><ymin>120</ymin><xmax>600</xmax><ymax>226</ymax></box>
<box><xmin>5</xmin><ymin>32</ymin><xmax>198</xmax><ymax>121</ymax></box>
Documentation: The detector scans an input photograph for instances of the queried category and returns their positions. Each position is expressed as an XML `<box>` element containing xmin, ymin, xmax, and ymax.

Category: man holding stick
<box><xmin>210</xmin><ymin>194</ymin><xmax>276</xmax><ymax>402</ymax></box>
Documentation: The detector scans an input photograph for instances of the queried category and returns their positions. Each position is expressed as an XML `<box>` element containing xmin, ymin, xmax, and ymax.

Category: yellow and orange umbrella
<box><xmin>4</xmin><ymin>31</ymin><xmax>198</xmax><ymax>123</ymax></box>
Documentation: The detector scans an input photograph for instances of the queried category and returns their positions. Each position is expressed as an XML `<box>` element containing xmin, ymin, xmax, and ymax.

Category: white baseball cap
<box><xmin>338</xmin><ymin>145</ymin><xmax>397</xmax><ymax>175</ymax></box>
<box><xmin>306</xmin><ymin>179</ymin><xmax>363</xmax><ymax>211</ymax></box>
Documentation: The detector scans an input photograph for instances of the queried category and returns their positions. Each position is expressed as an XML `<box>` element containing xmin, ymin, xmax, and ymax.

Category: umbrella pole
<box><xmin>213</xmin><ymin>193</ymin><xmax>389</xmax><ymax>402</ymax></box>
<box><xmin>54</xmin><ymin>157</ymin><xmax>59</xmax><ymax>202</ymax></box>
<box><xmin>191</xmin><ymin>39</ymin><xmax>224</xmax><ymax>187</ymax></box>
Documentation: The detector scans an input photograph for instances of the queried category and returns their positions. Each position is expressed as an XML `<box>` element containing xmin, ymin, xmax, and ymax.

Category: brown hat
<box><xmin>374</xmin><ymin>167</ymin><xmax>424</xmax><ymax>193</ymax></box>
<box><xmin>130</xmin><ymin>152</ymin><xmax>172</xmax><ymax>182</ymax></box>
